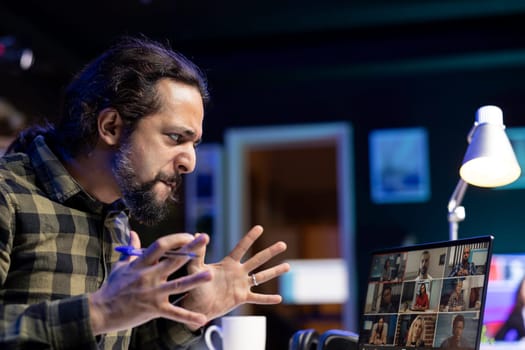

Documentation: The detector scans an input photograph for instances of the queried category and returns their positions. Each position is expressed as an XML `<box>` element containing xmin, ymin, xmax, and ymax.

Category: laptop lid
<box><xmin>358</xmin><ymin>235</ymin><xmax>494</xmax><ymax>349</ymax></box>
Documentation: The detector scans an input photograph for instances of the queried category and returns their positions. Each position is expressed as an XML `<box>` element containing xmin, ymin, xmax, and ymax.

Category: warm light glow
<box><xmin>460</xmin><ymin>157</ymin><xmax>521</xmax><ymax>187</ymax></box>
<box><xmin>459</xmin><ymin>105</ymin><xmax>521</xmax><ymax>187</ymax></box>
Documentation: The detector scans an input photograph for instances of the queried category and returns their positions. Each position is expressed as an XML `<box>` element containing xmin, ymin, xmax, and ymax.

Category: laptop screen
<box><xmin>358</xmin><ymin>235</ymin><xmax>493</xmax><ymax>349</ymax></box>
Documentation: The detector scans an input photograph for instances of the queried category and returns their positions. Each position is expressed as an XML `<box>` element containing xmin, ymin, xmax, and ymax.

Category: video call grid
<box><xmin>360</xmin><ymin>242</ymin><xmax>490</xmax><ymax>349</ymax></box>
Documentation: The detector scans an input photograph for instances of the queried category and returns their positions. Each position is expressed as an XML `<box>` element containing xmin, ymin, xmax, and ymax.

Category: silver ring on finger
<box><xmin>250</xmin><ymin>273</ymin><xmax>259</xmax><ymax>287</ymax></box>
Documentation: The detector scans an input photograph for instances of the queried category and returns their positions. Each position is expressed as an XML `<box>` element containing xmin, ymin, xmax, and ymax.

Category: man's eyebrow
<box><xmin>187</xmin><ymin>130</ymin><xmax>203</xmax><ymax>146</ymax></box>
<box><xmin>180</xmin><ymin>128</ymin><xmax>201</xmax><ymax>142</ymax></box>
<box><xmin>181</xmin><ymin>128</ymin><xmax>196</xmax><ymax>137</ymax></box>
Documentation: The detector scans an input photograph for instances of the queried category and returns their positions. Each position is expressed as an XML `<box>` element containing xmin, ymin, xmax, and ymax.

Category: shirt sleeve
<box><xmin>0</xmin><ymin>295</ymin><xmax>99</xmax><ymax>349</ymax></box>
<box><xmin>0</xmin><ymin>189</ymin><xmax>99</xmax><ymax>349</ymax></box>
<box><xmin>448</xmin><ymin>264</ymin><xmax>459</xmax><ymax>277</ymax></box>
<box><xmin>447</xmin><ymin>292</ymin><xmax>456</xmax><ymax>307</ymax></box>
<box><xmin>470</xmin><ymin>263</ymin><xmax>477</xmax><ymax>275</ymax></box>
<box><xmin>0</xmin><ymin>184</ymin><xmax>14</xmax><ymax>283</ymax></box>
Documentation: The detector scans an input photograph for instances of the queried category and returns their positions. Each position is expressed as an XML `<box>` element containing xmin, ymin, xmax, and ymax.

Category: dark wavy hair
<box><xmin>7</xmin><ymin>35</ymin><xmax>209</xmax><ymax>155</ymax></box>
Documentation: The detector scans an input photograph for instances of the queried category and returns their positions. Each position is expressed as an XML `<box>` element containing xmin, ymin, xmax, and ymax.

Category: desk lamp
<box><xmin>447</xmin><ymin>105</ymin><xmax>521</xmax><ymax>240</ymax></box>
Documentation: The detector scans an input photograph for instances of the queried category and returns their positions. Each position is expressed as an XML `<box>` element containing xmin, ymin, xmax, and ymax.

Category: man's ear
<box><xmin>98</xmin><ymin>108</ymin><xmax>124</xmax><ymax>146</ymax></box>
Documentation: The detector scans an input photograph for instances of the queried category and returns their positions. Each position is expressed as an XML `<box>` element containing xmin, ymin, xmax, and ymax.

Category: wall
<box><xmin>196</xmin><ymin>39</ymin><xmax>525</xmax><ymax>318</ymax></box>
<box><xmin>200</xmin><ymin>46</ymin><xmax>525</xmax><ymax>252</ymax></box>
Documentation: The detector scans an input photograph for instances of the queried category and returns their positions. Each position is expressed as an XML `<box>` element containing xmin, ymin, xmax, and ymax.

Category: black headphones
<box><xmin>289</xmin><ymin>329</ymin><xmax>319</xmax><ymax>350</ymax></box>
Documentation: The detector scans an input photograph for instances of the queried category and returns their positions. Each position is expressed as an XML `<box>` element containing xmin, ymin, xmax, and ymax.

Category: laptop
<box><xmin>358</xmin><ymin>235</ymin><xmax>494</xmax><ymax>350</ymax></box>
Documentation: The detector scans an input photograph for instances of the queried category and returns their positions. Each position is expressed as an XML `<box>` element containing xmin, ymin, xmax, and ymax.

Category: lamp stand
<box><xmin>447</xmin><ymin>178</ymin><xmax>468</xmax><ymax>240</ymax></box>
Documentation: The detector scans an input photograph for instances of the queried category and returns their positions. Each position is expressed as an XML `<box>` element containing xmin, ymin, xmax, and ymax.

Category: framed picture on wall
<box><xmin>369</xmin><ymin>127</ymin><xmax>430</xmax><ymax>204</ymax></box>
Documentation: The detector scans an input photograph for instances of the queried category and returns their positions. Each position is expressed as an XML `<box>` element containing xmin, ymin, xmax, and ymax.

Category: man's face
<box><xmin>462</xmin><ymin>247</ymin><xmax>471</xmax><ymax>263</ymax></box>
<box><xmin>420</xmin><ymin>252</ymin><xmax>430</xmax><ymax>275</ymax></box>
<box><xmin>113</xmin><ymin>79</ymin><xmax>204</xmax><ymax>224</ymax></box>
<box><xmin>453</xmin><ymin>320</ymin><xmax>464</xmax><ymax>340</ymax></box>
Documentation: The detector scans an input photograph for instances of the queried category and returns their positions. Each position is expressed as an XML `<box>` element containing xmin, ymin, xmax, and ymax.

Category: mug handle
<box><xmin>204</xmin><ymin>324</ymin><xmax>223</xmax><ymax>350</ymax></box>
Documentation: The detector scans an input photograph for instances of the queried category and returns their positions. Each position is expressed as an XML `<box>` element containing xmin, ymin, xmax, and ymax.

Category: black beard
<box><xmin>123</xmin><ymin>178</ymin><xmax>179</xmax><ymax>225</ymax></box>
<box><xmin>112</xmin><ymin>141</ymin><xmax>182</xmax><ymax>225</ymax></box>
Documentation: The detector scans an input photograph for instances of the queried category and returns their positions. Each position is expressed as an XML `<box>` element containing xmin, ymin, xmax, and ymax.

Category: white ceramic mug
<box><xmin>204</xmin><ymin>315</ymin><xmax>266</xmax><ymax>350</ymax></box>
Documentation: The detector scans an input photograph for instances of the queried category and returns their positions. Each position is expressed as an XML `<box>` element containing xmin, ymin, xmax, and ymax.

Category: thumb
<box><xmin>118</xmin><ymin>230</ymin><xmax>142</xmax><ymax>263</ymax></box>
<box><xmin>129</xmin><ymin>230</ymin><xmax>141</xmax><ymax>249</ymax></box>
<box><xmin>188</xmin><ymin>233</ymin><xmax>208</xmax><ymax>270</ymax></box>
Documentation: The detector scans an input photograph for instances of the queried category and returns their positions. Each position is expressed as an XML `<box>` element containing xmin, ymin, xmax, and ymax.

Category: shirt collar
<box><xmin>27</xmin><ymin>135</ymin><xmax>121</xmax><ymax>215</ymax></box>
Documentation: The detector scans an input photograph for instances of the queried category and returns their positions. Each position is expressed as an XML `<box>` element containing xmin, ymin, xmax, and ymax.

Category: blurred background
<box><xmin>2</xmin><ymin>0</ymin><xmax>525</xmax><ymax>348</ymax></box>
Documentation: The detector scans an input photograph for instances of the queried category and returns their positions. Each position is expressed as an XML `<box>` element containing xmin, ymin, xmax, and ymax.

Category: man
<box><xmin>449</xmin><ymin>246</ymin><xmax>477</xmax><ymax>277</ymax></box>
<box><xmin>0</xmin><ymin>36</ymin><xmax>290</xmax><ymax>349</ymax></box>
<box><xmin>378</xmin><ymin>285</ymin><xmax>398</xmax><ymax>313</ymax></box>
<box><xmin>416</xmin><ymin>250</ymin><xmax>433</xmax><ymax>280</ymax></box>
<box><xmin>440</xmin><ymin>314</ymin><xmax>473</xmax><ymax>349</ymax></box>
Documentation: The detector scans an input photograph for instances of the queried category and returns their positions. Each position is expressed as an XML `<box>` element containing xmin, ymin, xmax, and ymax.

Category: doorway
<box><xmin>225</xmin><ymin>122</ymin><xmax>356</xmax><ymax>344</ymax></box>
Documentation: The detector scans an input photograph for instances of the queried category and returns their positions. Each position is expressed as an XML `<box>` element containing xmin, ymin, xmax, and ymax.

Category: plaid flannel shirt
<box><xmin>447</xmin><ymin>290</ymin><xmax>465</xmax><ymax>310</ymax></box>
<box><xmin>448</xmin><ymin>261</ymin><xmax>477</xmax><ymax>277</ymax></box>
<box><xmin>0</xmin><ymin>136</ymin><xmax>198</xmax><ymax>349</ymax></box>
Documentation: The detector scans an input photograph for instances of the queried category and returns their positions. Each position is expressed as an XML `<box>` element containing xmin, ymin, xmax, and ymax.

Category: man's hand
<box><xmin>89</xmin><ymin>231</ymin><xmax>212</xmax><ymax>335</ymax></box>
<box><xmin>457</xmin><ymin>268</ymin><xmax>468</xmax><ymax>276</ymax></box>
<box><xmin>181</xmin><ymin>225</ymin><xmax>290</xmax><ymax>329</ymax></box>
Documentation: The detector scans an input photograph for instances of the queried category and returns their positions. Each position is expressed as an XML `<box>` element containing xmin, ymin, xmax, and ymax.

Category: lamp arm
<box><xmin>447</xmin><ymin>178</ymin><xmax>469</xmax><ymax>240</ymax></box>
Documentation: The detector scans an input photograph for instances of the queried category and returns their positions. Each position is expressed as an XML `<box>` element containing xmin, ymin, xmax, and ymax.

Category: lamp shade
<box><xmin>459</xmin><ymin>105</ymin><xmax>521</xmax><ymax>187</ymax></box>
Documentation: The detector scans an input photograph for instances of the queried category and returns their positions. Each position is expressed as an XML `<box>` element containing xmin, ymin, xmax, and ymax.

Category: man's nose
<box><xmin>175</xmin><ymin>144</ymin><xmax>196</xmax><ymax>174</ymax></box>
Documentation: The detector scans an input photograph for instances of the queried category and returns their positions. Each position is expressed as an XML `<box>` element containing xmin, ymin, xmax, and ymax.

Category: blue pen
<box><xmin>115</xmin><ymin>245</ymin><xmax>199</xmax><ymax>259</ymax></box>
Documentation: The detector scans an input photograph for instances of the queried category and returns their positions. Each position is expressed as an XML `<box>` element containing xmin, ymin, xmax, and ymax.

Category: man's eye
<box><xmin>168</xmin><ymin>134</ymin><xmax>182</xmax><ymax>143</ymax></box>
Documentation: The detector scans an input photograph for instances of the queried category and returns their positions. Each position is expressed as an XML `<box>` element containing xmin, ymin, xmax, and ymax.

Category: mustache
<box><xmin>156</xmin><ymin>172</ymin><xmax>183</xmax><ymax>201</ymax></box>
<box><xmin>157</xmin><ymin>172</ymin><xmax>182</xmax><ymax>187</ymax></box>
